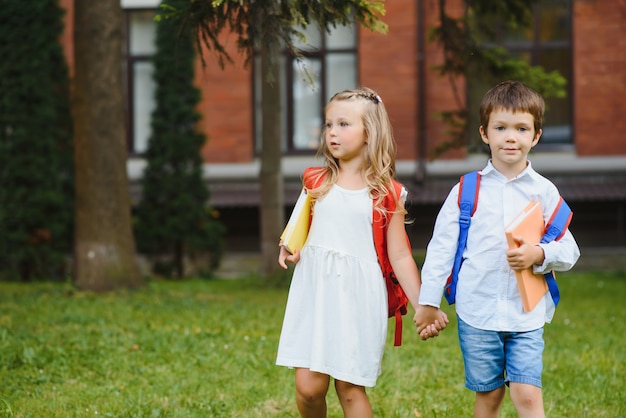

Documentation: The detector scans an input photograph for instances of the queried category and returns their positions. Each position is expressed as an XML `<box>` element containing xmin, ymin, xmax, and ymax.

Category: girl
<box><xmin>276</xmin><ymin>87</ymin><xmax>449</xmax><ymax>417</ymax></box>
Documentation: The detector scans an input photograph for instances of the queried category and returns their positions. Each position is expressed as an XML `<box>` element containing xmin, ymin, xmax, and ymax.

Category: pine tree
<box><xmin>135</xmin><ymin>0</ymin><xmax>224</xmax><ymax>278</ymax></box>
<box><xmin>0</xmin><ymin>0</ymin><xmax>74</xmax><ymax>280</ymax></box>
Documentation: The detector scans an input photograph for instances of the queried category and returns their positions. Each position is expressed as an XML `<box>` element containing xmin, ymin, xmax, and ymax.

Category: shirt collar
<box><xmin>481</xmin><ymin>159</ymin><xmax>538</xmax><ymax>181</ymax></box>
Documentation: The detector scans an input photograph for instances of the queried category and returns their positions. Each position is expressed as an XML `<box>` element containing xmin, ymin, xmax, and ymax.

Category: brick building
<box><xmin>59</xmin><ymin>0</ymin><xmax>626</xmax><ymax>251</ymax></box>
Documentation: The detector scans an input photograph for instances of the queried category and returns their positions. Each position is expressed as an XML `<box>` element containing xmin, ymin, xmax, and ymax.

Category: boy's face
<box><xmin>479</xmin><ymin>108</ymin><xmax>541</xmax><ymax>178</ymax></box>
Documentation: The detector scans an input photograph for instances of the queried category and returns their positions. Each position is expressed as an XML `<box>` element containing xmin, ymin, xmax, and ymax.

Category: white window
<box><xmin>254</xmin><ymin>23</ymin><xmax>358</xmax><ymax>153</ymax></box>
<box><xmin>124</xmin><ymin>8</ymin><xmax>157</xmax><ymax>154</ymax></box>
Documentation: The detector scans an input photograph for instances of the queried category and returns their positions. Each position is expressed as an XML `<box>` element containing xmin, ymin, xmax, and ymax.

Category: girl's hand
<box><xmin>420</xmin><ymin>324</ymin><xmax>440</xmax><ymax>340</ymax></box>
<box><xmin>414</xmin><ymin>306</ymin><xmax>449</xmax><ymax>340</ymax></box>
<box><xmin>278</xmin><ymin>244</ymin><xmax>301</xmax><ymax>269</ymax></box>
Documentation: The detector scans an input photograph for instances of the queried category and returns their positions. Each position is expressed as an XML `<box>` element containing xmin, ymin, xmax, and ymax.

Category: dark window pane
<box><xmin>468</xmin><ymin>2</ymin><xmax>572</xmax><ymax>148</ymax></box>
<box><xmin>539</xmin><ymin>0</ymin><xmax>571</xmax><ymax>42</ymax></box>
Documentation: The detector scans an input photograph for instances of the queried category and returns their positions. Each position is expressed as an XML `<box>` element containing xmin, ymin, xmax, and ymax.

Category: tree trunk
<box><xmin>259</xmin><ymin>44</ymin><xmax>284</xmax><ymax>276</ymax></box>
<box><xmin>72</xmin><ymin>0</ymin><xmax>143</xmax><ymax>291</ymax></box>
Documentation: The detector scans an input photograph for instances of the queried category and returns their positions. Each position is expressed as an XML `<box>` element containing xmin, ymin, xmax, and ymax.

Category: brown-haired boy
<box><xmin>415</xmin><ymin>81</ymin><xmax>580</xmax><ymax>417</ymax></box>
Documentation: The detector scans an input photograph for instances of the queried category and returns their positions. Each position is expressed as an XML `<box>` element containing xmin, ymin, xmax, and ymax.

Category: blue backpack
<box><xmin>444</xmin><ymin>171</ymin><xmax>573</xmax><ymax>308</ymax></box>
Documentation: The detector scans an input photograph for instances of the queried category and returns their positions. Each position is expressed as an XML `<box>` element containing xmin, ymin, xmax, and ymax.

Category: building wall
<box><xmin>194</xmin><ymin>41</ymin><xmax>253</xmax><ymax>164</ymax></box>
<box><xmin>60</xmin><ymin>0</ymin><xmax>74</xmax><ymax>76</ymax></box>
<box><xmin>56</xmin><ymin>1</ymin><xmax>626</xmax><ymax>251</ymax></box>
<box><xmin>192</xmin><ymin>0</ymin><xmax>469</xmax><ymax>163</ymax></box>
<box><xmin>57</xmin><ymin>1</ymin><xmax>626</xmax><ymax>162</ymax></box>
<box><xmin>573</xmin><ymin>0</ymin><xmax>626</xmax><ymax>156</ymax></box>
<box><xmin>359</xmin><ymin>1</ymin><xmax>419</xmax><ymax>160</ymax></box>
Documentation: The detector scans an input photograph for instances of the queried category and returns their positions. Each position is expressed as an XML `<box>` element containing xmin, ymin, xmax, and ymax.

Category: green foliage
<box><xmin>0</xmin><ymin>0</ymin><xmax>74</xmax><ymax>281</ymax></box>
<box><xmin>135</xmin><ymin>1</ymin><xmax>225</xmax><ymax>279</ymax></box>
<box><xmin>430</xmin><ymin>0</ymin><xmax>567</xmax><ymax>156</ymax></box>
<box><xmin>0</xmin><ymin>271</ymin><xmax>624</xmax><ymax>416</ymax></box>
<box><xmin>165</xmin><ymin>0</ymin><xmax>387</xmax><ymax>70</ymax></box>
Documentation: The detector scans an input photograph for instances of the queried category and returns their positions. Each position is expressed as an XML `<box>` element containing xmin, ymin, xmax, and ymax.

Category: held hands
<box><xmin>278</xmin><ymin>244</ymin><xmax>301</xmax><ymax>269</ymax></box>
<box><xmin>506</xmin><ymin>236</ymin><xmax>545</xmax><ymax>270</ymax></box>
<box><xmin>413</xmin><ymin>305</ymin><xmax>449</xmax><ymax>341</ymax></box>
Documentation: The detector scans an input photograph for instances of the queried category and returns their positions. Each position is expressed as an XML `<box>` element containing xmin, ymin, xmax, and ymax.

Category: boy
<box><xmin>414</xmin><ymin>81</ymin><xmax>580</xmax><ymax>418</ymax></box>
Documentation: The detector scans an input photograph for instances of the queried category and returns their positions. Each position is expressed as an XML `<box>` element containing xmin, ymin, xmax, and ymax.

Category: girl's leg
<box><xmin>509</xmin><ymin>382</ymin><xmax>545</xmax><ymax>418</ymax></box>
<box><xmin>294</xmin><ymin>368</ymin><xmax>330</xmax><ymax>417</ymax></box>
<box><xmin>474</xmin><ymin>386</ymin><xmax>505</xmax><ymax>418</ymax></box>
<box><xmin>334</xmin><ymin>379</ymin><xmax>372</xmax><ymax>418</ymax></box>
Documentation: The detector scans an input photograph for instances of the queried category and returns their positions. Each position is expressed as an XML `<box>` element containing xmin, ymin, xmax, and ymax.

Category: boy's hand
<box><xmin>278</xmin><ymin>244</ymin><xmax>301</xmax><ymax>269</ymax></box>
<box><xmin>413</xmin><ymin>305</ymin><xmax>449</xmax><ymax>340</ymax></box>
<box><xmin>506</xmin><ymin>237</ymin><xmax>545</xmax><ymax>270</ymax></box>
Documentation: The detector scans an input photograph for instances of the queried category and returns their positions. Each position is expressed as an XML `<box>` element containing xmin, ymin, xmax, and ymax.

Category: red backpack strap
<box><xmin>302</xmin><ymin>167</ymin><xmax>326</xmax><ymax>225</ymax></box>
<box><xmin>303</xmin><ymin>166</ymin><xmax>325</xmax><ymax>190</ymax></box>
<box><xmin>373</xmin><ymin>180</ymin><xmax>410</xmax><ymax>346</ymax></box>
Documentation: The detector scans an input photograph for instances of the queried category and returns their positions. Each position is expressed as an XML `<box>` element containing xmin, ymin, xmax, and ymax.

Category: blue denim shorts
<box><xmin>457</xmin><ymin>316</ymin><xmax>544</xmax><ymax>392</ymax></box>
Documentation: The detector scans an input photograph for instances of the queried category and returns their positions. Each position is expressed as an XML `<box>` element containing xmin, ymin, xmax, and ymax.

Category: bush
<box><xmin>0</xmin><ymin>0</ymin><xmax>74</xmax><ymax>280</ymax></box>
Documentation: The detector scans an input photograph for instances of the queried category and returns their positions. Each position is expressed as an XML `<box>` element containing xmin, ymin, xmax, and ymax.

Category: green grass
<box><xmin>0</xmin><ymin>270</ymin><xmax>624</xmax><ymax>417</ymax></box>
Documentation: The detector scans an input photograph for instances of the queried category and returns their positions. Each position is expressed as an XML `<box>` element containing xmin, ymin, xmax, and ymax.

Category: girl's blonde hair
<box><xmin>307</xmin><ymin>87</ymin><xmax>404</xmax><ymax>217</ymax></box>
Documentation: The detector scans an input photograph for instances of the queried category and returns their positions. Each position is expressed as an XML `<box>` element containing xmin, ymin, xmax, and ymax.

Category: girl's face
<box><xmin>324</xmin><ymin>100</ymin><xmax>368</xmax><ymax>165</ymax></box>
<box><xmin>480</xmin><ymin>108</ymin><xmax>541</xmax><ymax>178</ymax></box>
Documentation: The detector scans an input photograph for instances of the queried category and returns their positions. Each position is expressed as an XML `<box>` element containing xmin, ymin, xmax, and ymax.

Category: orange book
<box><xmin>280</xmin><ymin>189</ymin><xmax>311</xmax><ymax>254</ymax></box>
<box><xmin>505</xmin><ymin>200</ymin><xmax>548</xmax><ymax>312</ymax></box>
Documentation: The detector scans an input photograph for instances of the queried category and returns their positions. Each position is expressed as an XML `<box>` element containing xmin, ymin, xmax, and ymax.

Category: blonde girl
<box><xmin>277</xmin><ymin>87</ymin><xmax>448</xmax><ymax>417</ymax></box>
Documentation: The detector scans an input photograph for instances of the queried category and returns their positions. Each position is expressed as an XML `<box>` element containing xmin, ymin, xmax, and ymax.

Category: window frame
<box><xmin>253</xmin><ymin>24</ymin><xmax>359</xmax><ymax>155</ymax></box>
<box><xmin>123</xmin><ymin>8</ymin><xmax>157</xmax><ymax>156</ymax></box>
<box><xmin>467</xmin><ymin>0</ymin><xmax>573</xmax><ymax>150</ymax></box>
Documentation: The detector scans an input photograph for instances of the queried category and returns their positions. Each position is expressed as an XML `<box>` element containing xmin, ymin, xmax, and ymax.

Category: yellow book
<box><xmin>280</xmin><ymin>189</ymin><xmax>312</xmax><ymax>254</ymax></box>
<box><xmin>505</xmin><ymin>200</ymin><xmax>548</xmax><ymax>312</ymax></box>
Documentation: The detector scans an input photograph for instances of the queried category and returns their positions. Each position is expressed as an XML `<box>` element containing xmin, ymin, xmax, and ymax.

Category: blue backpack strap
<box><xmin>540</xmin><ymin>197</ymin><xmax>573</xmax><ymax>307</ymax></box>
<box><xmin>444</xmin><ymin>171</ymin><xmax>480</xmax><ymax>305</ymax></box>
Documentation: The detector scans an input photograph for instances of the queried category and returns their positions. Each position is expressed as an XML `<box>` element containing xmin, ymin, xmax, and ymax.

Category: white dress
<box><xmin>276</xmin><ymin>184</ymin><xmax>391</xmax><ymax>387</ymax></box>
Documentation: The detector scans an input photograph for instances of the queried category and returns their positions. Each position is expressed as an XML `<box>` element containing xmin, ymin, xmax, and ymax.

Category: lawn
<box><xmin>0</xmin><ymin>270</ymin><xmax>624</xmax><ymax>417</ymax></box>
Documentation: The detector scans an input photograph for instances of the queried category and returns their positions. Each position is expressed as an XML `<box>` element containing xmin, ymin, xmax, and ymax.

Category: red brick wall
<box><xmin>573</xmin><ymin>1</ymin><xmax>626</xmax><ymax>156</ymax></box>
<box><xmin>59</xmin><ymin>0</ymin><xmax>74</xmax><ymax>77</ymax></box>
<box><xmin>423</xmin><ymin>0</ymin><xmax>466</xmax><ymax>160</ymax></box>
<box><xmin>359</xmin><ymin>1</ymin><xmax>418</xmax><ymax>160</ymax></box>
<box><xmin>359</xmin><ymin>0</ymin><xmax>466</xmax><ymax>161</ymax></box>
<box><xmin>195</xmin><ymin>41</ymin><xmax>253</xmax><ymax>163</ymax></box>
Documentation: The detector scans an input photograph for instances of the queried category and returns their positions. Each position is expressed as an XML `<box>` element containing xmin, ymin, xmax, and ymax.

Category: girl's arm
<box><xmin>278</xmin><ymin>244</ymin><xmax>301</xmax><ymax>269</ymax></box>
<box><xmin>386</xmin><ymin>210</ymin><xmax>449</xmax><ymax>337</ymax></box>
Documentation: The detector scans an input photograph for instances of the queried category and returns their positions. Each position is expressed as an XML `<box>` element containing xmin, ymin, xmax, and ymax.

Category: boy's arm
<box><xmin>418</xmin><ymin>186</ymin><xmax>461</xmax><ymax>308</ymax></box>
<box><xmin>533</xmin><ymin>229</ymin><xmax>580</xmax><ymax>273</ymax></box>
<box><xmin>507</xmin><ymin>192</ymin><xmax>580</xmax><ymax>273</ymax></box>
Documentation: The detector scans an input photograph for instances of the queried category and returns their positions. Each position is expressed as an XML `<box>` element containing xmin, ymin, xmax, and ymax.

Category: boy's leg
<box><xmin>294</xmin><ymin>368</ymin><xmax>330</xmax><ymax>417</ymax></box>
<box><xmin>474</xmin><ymin>387</ymin><xmax>506</xmax><ymax>418</ymax></box>
<box><xmin>509</xmin><ymin>383</ymin><xmax>545</xmax><ymax>418</ymax></box>
<box><xmin>457</xmin><ymin>316</ymin><xmax>507</xmax><ymax>416</ymax></box>
<box><xmin>334</xmin><ymin>379</ymin><xmax>373</xmax><ymax>418</ymax></box>
<box><xmin>504</xmin><ymin>327</ymin><xmax>545</xmax><ymax>418</ymax></box>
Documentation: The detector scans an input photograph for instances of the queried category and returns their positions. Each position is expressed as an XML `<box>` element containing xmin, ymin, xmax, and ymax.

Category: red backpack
<box><xmin>303</xmin><ymin>167</ymin><xmax>410</xmax><ymax>346</ymax></box>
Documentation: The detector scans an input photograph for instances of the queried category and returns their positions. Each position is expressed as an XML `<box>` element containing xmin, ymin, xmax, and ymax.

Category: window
<box><xmin>467</xmin><ymin>0</ymin><xmax>572</xmax><ymax>148</ymax></box>
<box><xmin>124</xmin><ymin>9</ymin><xmax>157</xmax><ymax>155</ymax></box>
<box><xmin>254</xmin><ymin>23</ymin><xmax>358</xmax><ymax>154</ymax></box>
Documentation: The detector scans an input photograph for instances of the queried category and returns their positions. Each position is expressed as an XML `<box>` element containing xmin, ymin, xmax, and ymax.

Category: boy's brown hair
<box><xmin>480</xmin><ymin>80</ymin><xmax>545</xmax><ymax>135</ymax></box>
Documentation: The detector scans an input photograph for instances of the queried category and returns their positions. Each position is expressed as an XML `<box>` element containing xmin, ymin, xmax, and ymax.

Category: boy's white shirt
<box><xmin>419</xmin><ymin>160</ymin><xmax>580</xmax><ymax>331</ymax></box>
